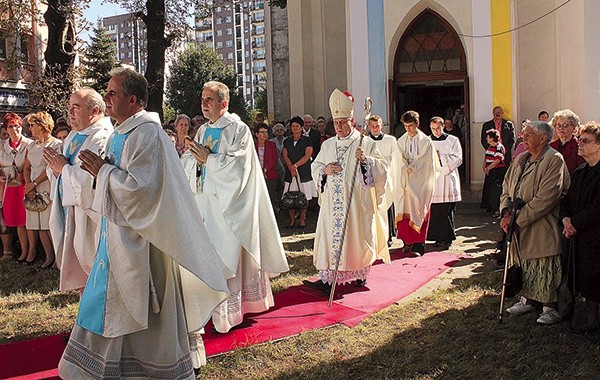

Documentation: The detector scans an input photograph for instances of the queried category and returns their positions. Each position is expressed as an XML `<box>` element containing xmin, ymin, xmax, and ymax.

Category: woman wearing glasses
<box><xmin>500</xmin><ymin>121</ymin><xmax>570</xmax><ymax>325</ymax></box>
<box><xmin>560</xmin><ymin>121</ymin><xmax>600</xmax><ymax>334</ymax></box>
<box><xmin>550</xmin><ymin>109</ymin><xmax>585</xmax><ymax>176</ymax></box>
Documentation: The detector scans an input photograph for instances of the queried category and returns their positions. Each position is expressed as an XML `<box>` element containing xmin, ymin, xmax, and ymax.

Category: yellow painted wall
<box><xmin>490</xmin><ymin>0</ymin><xmax>512</xmax><ymax>120</ymax></box>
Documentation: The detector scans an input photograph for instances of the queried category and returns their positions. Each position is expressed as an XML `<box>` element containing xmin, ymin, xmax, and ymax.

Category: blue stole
<box><xmin>58</xmin><ymin>133</ymin><xmax>88</xmax><ymax>217</ymax></box>
<box><xmin>200</xmin><ymin>127</ymin><xmax>223</xmax><ymax>189</ymax></box>
<box><xmin>77</xmin><ymin>131</ymin><xmax>131</xmax><ymax>335</ymax></box>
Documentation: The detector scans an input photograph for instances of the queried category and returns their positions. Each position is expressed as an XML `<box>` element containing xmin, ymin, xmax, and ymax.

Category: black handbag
<box><xmin>281</xmin><ymin>176</ymin><xmax>308</xmax><ymax>210</ymax></box>
<box><xmin>504</xmin><ymin>265</ymin><xmax>523</xmax><ymax>298</ymax></box>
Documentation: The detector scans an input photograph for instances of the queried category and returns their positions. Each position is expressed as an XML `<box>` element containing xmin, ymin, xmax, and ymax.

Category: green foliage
<box><xmin>166</xmin><ymin>47</ymin><xmax>248</xmax><ymax>120</ymax></box>
<box><xmin>254</xmin><ymin>86</ymin><xmax>268</xmax><ymax>116</ymax></box>
<box><xmin>268</xmin><ymin>0</ymin><xmax>287</xmax><ymax>9</ymax></box>
<box><xmin>163</xmin><ymin>102</ymin><xmax>176</xmax><ymax>124</ymax></box>
<box><xmin>81</xmin><ymin>26</ymin><xmax>117</xmax><ymax>94</ymax></box>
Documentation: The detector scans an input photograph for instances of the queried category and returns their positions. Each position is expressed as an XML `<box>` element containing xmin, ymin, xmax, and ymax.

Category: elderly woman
<box><xmin>22</xmin><ymin>112</ymin><xmax>62</xmax><ymax>268</ymax></box>
<box><xmin>282</xmin><ymin>116</ymin><xmax>316</xmax><ymax>228</ymax></box>
<box><xmin>550</xmin><ymin>109</ymin><xmax>585</xmax><ymax>176</ymax></box>
<box><xmin>0</xmin><ymin>113</ymin><xmax>33</xmax><ymax>262</ymax></box>
<box><xmin>560</xmin><ymin>121</ymin><xmax>600</xmax><ymax>333</ymax></box>
<box><xmin>174</xmin><ymin>114</ymin><xmax>191</xmax><ymax>156</ymax></box>
<box><xmin>500</xmin><ymin>121</ymin><xmax>570</xmax><ymax>325</ymax></box>
<box><xmin>481</xmin><ymin>128</ymin><xmax>506</xmax><ymax>217</ymax></box>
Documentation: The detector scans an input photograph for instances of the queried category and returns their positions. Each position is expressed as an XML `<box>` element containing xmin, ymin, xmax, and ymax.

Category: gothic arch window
<box><xmin>394</xmin><ymin>9</ymin><xmax>466</xmax><ymax>78</ymax></box>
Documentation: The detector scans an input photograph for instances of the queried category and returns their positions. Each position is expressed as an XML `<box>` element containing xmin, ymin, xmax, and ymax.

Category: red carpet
<box><xmin>0</xmin><ymin>250</ymin><xmax>460</xmax><ymax>379</ymax></box>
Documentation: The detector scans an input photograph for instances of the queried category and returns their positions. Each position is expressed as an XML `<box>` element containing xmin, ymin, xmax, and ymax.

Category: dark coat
<box><xmin>481</xmin><ymin>118</ymin><xmax>515</xmax><ymax>166</ymax></box>
<box><xmin>559</xmin><ymin>162</ymin><xmax>600</xmax><ymax>301</ymax></box>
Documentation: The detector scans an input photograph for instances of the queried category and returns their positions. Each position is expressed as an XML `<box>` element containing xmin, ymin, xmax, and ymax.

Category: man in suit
<box><xmin>480</xmin><ymin>106</ymin><xmax>515</xmax><ymax>166</ymax></box>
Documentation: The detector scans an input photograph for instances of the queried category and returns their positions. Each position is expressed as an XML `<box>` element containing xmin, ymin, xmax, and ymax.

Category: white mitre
<box><xmin>329</xmin><ymin>88</ymin><xmax>354</xmax><ymax>119</ymax></box>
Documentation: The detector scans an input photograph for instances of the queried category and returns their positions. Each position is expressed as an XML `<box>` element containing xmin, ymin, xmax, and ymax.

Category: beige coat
<box><xmin>500</xmin><ymin>146</ymin><xmax>570</xmax><ymax>260</ymax></box>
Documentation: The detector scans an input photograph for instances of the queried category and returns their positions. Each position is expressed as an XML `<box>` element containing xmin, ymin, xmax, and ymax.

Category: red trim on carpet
<box><xmin>0</xmin><ymin>251</ymin><xmax>460</xmax><ymax>379</ymax></box>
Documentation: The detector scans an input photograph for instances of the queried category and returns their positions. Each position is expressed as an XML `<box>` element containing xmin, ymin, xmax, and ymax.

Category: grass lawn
<box><xmin>1</xmin><ymin>207</ymin><xmax>599</xmax><ymax>379</ymax></box>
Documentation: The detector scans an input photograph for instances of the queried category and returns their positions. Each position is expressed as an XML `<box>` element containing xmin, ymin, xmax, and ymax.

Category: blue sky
<box><xmin>81</xmin><ymin>0</ymin><xmax>126</xmax><ymax>41</ymax></box>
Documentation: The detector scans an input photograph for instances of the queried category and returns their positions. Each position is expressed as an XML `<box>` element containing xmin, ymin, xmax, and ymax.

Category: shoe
<box><xmin>402</xmin><ymin>245</ymin><xmax>412</xmax><ymax>253</ymax></box>
<box><xmin>303</xmin><ymin>279</ymin><xmax>329</xmax><ymax>291</ymax></box>
<box><xmin>432</xmin><ymin>241</ymin><xmax>442</xmax><ymax>247</ymax></box>
<box><xmin>286</xmin><ymin>224</ymin><xmax>295</xmax><ymax>229</ymax></box>
<box><xmin>491</xmin><ymin>211</ymin><xmax>501</xmax><ymax>218</ymax></box>
<box><xmin>536</xmin><ymin>307</ymin><xmax>561</xmax><ymax>325</ymax></box>
<box><xmin>355</xmin><ymin>279</ymin><xmax>367</xmax><ymax>287</ymax></box>
<box><xmin>297</xmin><ymin>224</ymin><xmax>306</xmax><ymax>229</ymax></box>
<box><xmin>41</xmin><ymin>259</ymin><xmax>55</xmax><ymax>269</ymax></box>
<box><xmin>16</xmin><ymin>257</ymin><xmax>27</xmax><ymax>263</ymax></box>
<box><xmin>506</xmin><ymin>296</ymin><xmax>535</xmax><ymax>315</ymax></box>
<box><xmin>412</xmin><ymin>243</ymin><xmax>426</xmax><ymax>256</ymax></box>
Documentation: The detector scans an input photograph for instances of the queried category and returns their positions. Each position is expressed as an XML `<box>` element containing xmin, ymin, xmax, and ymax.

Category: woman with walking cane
<box><xmin>305</xmin><ymin>89</ymin><xmax>389</xmax><ymax>298</ymax></box>
<box><xmin>499</xmin><ymin>121</ymin><xmax>569</xmax><ymax>325</ymax></box>
<box><xmin>559</xmin><ymin>121</ymin><xmax>600</xmax><ymax>334</ymax></box>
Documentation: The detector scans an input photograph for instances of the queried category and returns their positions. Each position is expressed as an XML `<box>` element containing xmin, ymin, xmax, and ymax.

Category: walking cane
<box><xmin>328</xmin><ymin>97</ymin><xmax>372</xmax><ymax>307</ymax></box>
<box><xmin>498</xmin><ymin>197</ymin><xmax>525</xmax><ymax>323</ymax></box>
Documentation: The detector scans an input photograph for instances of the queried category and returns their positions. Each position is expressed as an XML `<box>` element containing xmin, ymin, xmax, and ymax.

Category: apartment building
<box><xmin>195</xmin><ymin>0</ymin><xmax>267</xmax><ymax>107</ymax></box>
<box><xmin>101</xmin><ymin>13</ymin><xmax>147</xmax><ymax>74</ymax></box>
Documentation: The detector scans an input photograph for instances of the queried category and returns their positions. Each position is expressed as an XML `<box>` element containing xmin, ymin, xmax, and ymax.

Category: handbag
<box><xmin>504</xmin><ymin>264</ymin><xmax>523</xmax><ymax>298</ymax></box>
<box><xmin>23</xmin><ymin>191</ymin><xmax>51</xmax><ymax>212</ymax></box>
<box><xmin>1</xmin><ymin>165</ymin><xmax>20</xmax><ymax>187</ymax></box>
<box><xmin>281</xmin><ymin>176</ymin><xmax>308</xmax><ymax>210</ymax></box>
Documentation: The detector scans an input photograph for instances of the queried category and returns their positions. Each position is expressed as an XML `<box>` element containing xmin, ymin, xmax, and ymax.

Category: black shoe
<box><xmin>412</xmin><ymin>243</ymin><xmax>426</xmax><ymax>256</ymax></box>
<box><xmin>303</xmin><ymin>279</ymin><xmax>329</xmax><ymax>291</ymax></box>
<box><xmin>355</xmin><ymin>279</ymin><xmax>367</xmax><ymax>287</ymax></box>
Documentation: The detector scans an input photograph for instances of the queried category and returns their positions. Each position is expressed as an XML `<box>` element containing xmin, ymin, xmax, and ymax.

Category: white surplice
<box><xmin>182</xmin><ymin>111</ymin><xmax>289</xmax><ymax>333</ymax></box>
<box><xmin>393</xmin><ymin>129</ymin><xmax>441</xmax><ymax>231</ymax></box>
<box><xmin>58</xmin><ymin>111</ymin><xmax>231</xmax><ymax>379</ymax></box>
<box><xmin>49</xmin><ymin>117</ymin><xmax>113</xmax><ymax>291</ymax></box>
<box><xmin>312</xmin><ymin>129</ymin><xmax>390</xmax><ymax>284</ymax></box>
<box><xmin>431</xmin><ymin>134</ymin><xmax>462</xmax><ymax>203</ymax></box>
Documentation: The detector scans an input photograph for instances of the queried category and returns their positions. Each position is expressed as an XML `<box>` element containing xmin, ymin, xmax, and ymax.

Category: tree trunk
<box><xmin>43</xmin><ymin>0</ymin><xmax>75</xmax><ymax>75</ymax></box>
<box><xmin>142</xmin><ymin>0</ymin><xmax>167</xmax><ymax>121</ymax></box>
<box><xmin>42</xmin><ymin>0</ymin><xmax>76</xmax><ymax>117</ymax></box>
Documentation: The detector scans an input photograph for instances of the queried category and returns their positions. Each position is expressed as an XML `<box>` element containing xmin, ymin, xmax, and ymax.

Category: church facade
<box><xmin>266</xmin><ymin>0</ymin><xmax>600</xmax><ymax>188</ymax></box>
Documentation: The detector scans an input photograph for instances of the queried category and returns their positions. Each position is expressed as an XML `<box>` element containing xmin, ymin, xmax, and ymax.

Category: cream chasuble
<box><xmin>182</xmin><ymin>111</ymin><xmax>289</xmax><ymax>333</ymax></box>
<box><xmin>59</xmin><ymin>111</ymin><xmax>231</xmax><ymax>379</ymax></box>
<box><xmin>312</xmin><ymin>129</ymin><xmax>390</xmax><ymax>284</ymax></box>
<box><xmin>49</xmin><ymin>117</ymin><xmax>113</xmax><ymax>291</ymax></box>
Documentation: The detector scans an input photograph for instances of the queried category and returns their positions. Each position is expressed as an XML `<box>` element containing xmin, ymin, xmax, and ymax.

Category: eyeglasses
<box><xmin>576</xmin><ymin>136</ymin><xmax>598</xmax><ymax>145</ymax></box>
<box><xmin>555</xmin><ymin>123</ymin><xmax>573</xmax><ymax>129</ymax></box>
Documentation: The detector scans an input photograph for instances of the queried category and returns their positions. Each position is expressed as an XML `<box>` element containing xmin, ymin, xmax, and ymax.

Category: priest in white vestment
<box><xmin>309</xmin><ymin>89</ymin><xmax>390</xmax><ymax>292</ymax></box>
<box><xmin>58</xmin><ymin>68</ymin><xmax>231</xmax><ymax>379</ymax></box>
<box><xmin>393</xmin><ymin>110</ymin><xmax>441</xmax><ymax>256</ymax></box>
<box><xmin>427</xmin><ymin>117</ymin><xmax>462</xmax><ymax>248</ymax></box>
<box><xmin>184</xmin><ymin>80</ymin><xmax>289</xmax><ymax>333</ymax></box>
<box><xmin>367</xmin><ymin>115</ymin><xmax>399</xmax><ymax>247</ymax></box>
<box><xmin>45</xmin><ymin>88</ymin><xmax>113</xmax><ymax>292</ymax></box>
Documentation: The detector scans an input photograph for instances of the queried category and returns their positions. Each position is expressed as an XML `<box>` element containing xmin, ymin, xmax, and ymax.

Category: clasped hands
<box><xmin>562</xmin><ymin>217</ymin><xmax>577</xmax><ymax>238</ymax></box>
<box><xmin>187</xmin><ymin>139</ymin><xmax>211</xmax><ymax>165</ymax></box>
<box><xmin>324</xmin><ymin>147</ymin><xmax>366</xmax><ymax>175</ymax></box>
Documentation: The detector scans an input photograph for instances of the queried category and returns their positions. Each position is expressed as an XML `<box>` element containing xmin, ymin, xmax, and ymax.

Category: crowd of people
<box><xmin>1</xmin><ymin>65</ymin><xmax>598</xmax><ymax>377</ymax></box>
<box><xmin>479</xmin><ymin>106</ymin><xmax>599</xmax><ymax>331</ymax></box>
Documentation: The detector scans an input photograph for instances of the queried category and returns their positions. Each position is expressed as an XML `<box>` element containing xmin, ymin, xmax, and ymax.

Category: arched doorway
<box><xmin>391</xmin><ymin>9</ymin><xmax>470</xmax><ymax>184</ymax></box>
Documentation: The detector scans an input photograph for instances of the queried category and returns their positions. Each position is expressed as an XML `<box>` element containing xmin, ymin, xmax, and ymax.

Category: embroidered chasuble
<box><xmin>312</xmin><ymin>129</ymin><xmax>390</xmax><ymax>284</ymax></box>
<box><xmin>182</xmin><ymin>111</ymin><xmax>288</xmax><ymax>333</ymax></box>
<box><xmin>59</xmin><ymin>111</ymin><xmax>231</xmax><ymax>379</ymax></box>
<box><xmin>49</xmin><ymin>117</ymin><xmax>113</xmax><ymax>292</ymax></box>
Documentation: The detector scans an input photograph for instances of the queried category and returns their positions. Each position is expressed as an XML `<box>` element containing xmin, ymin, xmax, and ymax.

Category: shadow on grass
<box><xmin>272</xmin><ymin>284</ymin><xmax>600</xmax><ymax>379</ymax></box>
